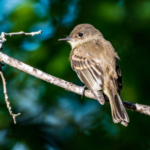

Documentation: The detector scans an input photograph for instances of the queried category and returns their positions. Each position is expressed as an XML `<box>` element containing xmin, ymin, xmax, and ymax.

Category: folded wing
<box><xmin>71</xmin><ymin>53</ymin><xmax>105</xmax><ymax>105</ymax></box>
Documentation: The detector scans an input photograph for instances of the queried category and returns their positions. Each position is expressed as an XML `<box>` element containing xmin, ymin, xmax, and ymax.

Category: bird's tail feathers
<box><xmin>107</xmin><ymin>89</ymin><xmax>129</xmax><ymax>126</ymax></box>
<box><xmin>113</xmin><ymin>94</ymin><xmax>129</xmax><ymax>126</ymax></box>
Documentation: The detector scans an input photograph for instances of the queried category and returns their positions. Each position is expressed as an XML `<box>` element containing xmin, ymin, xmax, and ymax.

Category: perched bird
<box><xmin>59</xmin><ymin>24</ymin><xmax>129</xmax><ymax>126</ymax></box>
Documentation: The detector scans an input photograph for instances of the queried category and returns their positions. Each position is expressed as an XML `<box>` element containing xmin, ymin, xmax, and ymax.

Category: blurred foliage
<box><xmin>0</xmin><ymin>0</ymin><xmax>150</xmax><ymax>149</ymax></box>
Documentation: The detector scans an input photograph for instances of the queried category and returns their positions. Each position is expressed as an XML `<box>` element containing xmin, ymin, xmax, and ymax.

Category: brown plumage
<box><xmin>59</xmin><ymin>24</ymin><xmax>129</xmax><ymax>126</ymax></box>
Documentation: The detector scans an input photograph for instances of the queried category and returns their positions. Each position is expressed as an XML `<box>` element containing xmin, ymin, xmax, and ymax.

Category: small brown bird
<box><xmin>59</xmin><ymin>24</ymin><xmax>129</xmax><ymax>126</ymax></box>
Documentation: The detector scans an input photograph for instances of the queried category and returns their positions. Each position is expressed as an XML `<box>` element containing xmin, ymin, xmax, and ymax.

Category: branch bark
<box><xmin>0</xmin><ymin>52</ymin><xmax>150</xmax><ymax>116</ymax></box>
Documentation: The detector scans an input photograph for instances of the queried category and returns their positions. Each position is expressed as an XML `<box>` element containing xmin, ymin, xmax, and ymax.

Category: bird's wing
<box><xmin>115</xmin><ymin>60</ymin><xmax>123</xmax><ymax>95</ymax></box>
<box><xmin>71</xmin><ymin>53</ymin><xmax>105</xmax><ymax>105</ymax></box>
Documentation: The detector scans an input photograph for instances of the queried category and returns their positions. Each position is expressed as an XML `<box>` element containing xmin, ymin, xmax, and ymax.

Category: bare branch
<box><xmin>4</xmin><ymin>30</ymin><xmax>42</xmax><ymax>36</ymax></box>
<box><xmin>0</xmin><ymin>30</ymin><xmax>149</xmax><ymax>121</ymax></box>
<box><xmin>0</xmin><ymin>52</ymin><xmax>149</xmax><ymax>116</ymax></box>
<box><xmin>0</xmin><ymin>30</ymin><xmax>42</xmax><ymax>49</ymax></box>
<box><xmin>0</xmin><ymin>69</ymin><xmax>21</xmax><ymax>124</ymax></box>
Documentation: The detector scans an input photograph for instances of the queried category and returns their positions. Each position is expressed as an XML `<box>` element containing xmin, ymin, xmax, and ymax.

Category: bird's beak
<box><xmin>58</xmin><ymin>37</ymin><xmax>72</xmax><ymax>41</ymax></box>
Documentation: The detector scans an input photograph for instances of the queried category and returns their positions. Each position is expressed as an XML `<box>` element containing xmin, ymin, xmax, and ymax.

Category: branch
<box><xmin>0</xmin><ymin>30</ymin><xmax>42</xmax><ymax>49</ymax></box>
<box><xmin>0</xmin><ymin>69</ymin><xmax>21</xmax><ymax>124</ymax></box>
<box><xmin>0</xmin><ymin>52</ymin><xmax>150</xmax><ymax>116</ymax></box>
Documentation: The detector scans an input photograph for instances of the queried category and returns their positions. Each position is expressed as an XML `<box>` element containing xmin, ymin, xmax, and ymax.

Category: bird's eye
<box><xmin>78</xmin><ymin>32</ymin><xmax>83</xmax><ymax>37</ymax></box>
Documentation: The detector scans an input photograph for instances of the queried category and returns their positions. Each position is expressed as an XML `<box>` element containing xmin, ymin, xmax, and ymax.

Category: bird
<box><xmin>59</xmin><ymin>24</ymin><xmax>129</xmax><ymax>126</ymax></box>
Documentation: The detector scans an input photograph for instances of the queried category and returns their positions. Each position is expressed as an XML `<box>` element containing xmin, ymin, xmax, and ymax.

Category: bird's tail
<box><xmin>107</xmin><ymin>89</ymin><xmax>129</xmax><ymax>126</ymax></box>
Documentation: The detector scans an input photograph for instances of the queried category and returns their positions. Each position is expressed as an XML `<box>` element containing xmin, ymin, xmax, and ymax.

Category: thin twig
<box><xmin>0</xmin><ymin>52</ymin><xmax>150</xmax><ymax>116</ymax></box>
<box><xmin>0</xmin><ymin>30</ymin><xmax>42</xmax><ymax>49</ymax></box>
<box><xmin>4</xmin><ymin>30</ymin><xmax>42</xmax><ymax>36</ymax></box>
<box><xmin>0</xmin><ymin>70</ymin><xmax>21</xmax><ymax>124</ymax></box>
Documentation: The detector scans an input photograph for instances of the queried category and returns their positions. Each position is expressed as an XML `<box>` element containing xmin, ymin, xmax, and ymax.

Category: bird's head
<box><xmin>59</xmin><ymin>24</ymin><xmax>102</xmax><ymax>49</ymax></box>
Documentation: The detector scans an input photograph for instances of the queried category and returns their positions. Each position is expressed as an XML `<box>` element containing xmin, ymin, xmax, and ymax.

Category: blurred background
<box><xmin>0</xmin><ymin>0</ymin><xmax>150</xmax><ymax>149</ymax></box>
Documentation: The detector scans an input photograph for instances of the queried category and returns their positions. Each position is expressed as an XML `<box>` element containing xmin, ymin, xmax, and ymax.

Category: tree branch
<box><xmin>0</xmin><ymin>52</ymin><xmax>150</xmax><ymax>116</ymax></box>
<box><xmin>0</xmin><ymin>69</ymin><xmax>21</xmax><ymax>124</ymax></box>
<box><xmin>0</xmin><ymin>30</ymin><xmax>42</xmax><ymax>49</ymax></box>
<box><xmin>0</xmin><ymin>30</ymin><xmax>150</xmax><ymax>124</ymax></box>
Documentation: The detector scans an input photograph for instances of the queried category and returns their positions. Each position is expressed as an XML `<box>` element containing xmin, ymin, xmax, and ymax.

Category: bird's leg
<box><xmin>81</xmin><ymin>85</ymin><xmax>86</xmax><ymax>99</ymax></box>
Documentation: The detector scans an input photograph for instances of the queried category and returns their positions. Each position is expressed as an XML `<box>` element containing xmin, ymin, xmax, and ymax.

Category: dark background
<box><xmin>0</xmin><ymin>0</ymin><xmax>150</xmax><ymax>149</ymax></box>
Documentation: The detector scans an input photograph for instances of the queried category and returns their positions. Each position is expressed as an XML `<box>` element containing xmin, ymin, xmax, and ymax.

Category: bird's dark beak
<box><xmin>58</xmin><ymin>37</ymin><xmax>72</xmax><ymax>41</ymax></box>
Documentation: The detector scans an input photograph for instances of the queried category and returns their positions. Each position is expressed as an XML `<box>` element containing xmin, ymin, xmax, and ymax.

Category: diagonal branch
<box><xmin>0</xmin><ymin>52</ymin><xmax>150</xmax><ymax>116</ymax></box>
